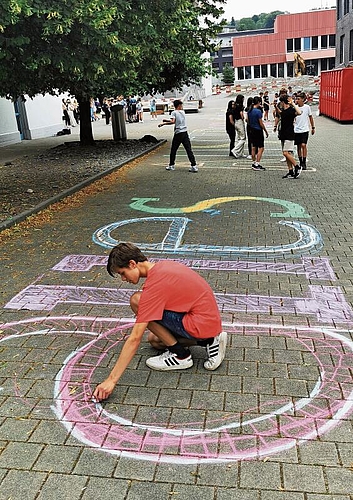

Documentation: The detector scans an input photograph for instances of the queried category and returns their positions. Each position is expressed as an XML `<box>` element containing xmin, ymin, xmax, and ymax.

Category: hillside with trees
<box><xmin>229</xmin><ymin>11</ymin><xmax>285</xmax><ymax>31</ymax></box>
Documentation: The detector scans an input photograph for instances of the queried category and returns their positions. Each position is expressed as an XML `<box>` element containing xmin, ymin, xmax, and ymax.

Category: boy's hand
<box><xmin>92</xmin><ymin>378</ymin><xmax>116</xmax><ymax>402</ymax></box>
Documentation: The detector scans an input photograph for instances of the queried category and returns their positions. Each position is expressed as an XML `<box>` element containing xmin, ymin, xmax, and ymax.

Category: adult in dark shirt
<box><xmin>232</xmin><ymin>94</ymin><xmax>246</xmax><ymax>158</ymax></box>
<box><xmin>225</xmin><ymin>100</ymin><xmax>235</xmax><ymax>156</ymax></box>
<box><xmin>275</xmin><ymin>95</ymin><xmax>302</xmax><ymax>179</ymax></box>
<box><xmin>246</xmin><ymin>96</ymin><xmax>268</xmax><ymax>171</ymax></box>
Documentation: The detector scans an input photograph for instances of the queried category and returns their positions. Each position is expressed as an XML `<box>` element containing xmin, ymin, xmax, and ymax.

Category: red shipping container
<box><xmin>320</xmin><ymin>67</ymin><xmax>353</xmax><ymax>122</ymax></box>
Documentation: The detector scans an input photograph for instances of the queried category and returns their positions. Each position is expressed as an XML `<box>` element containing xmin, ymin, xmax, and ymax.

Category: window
<box><xmin>278</xmin><ymin>63</ymin><xmax>284</xmax><ymax>77</ymax></box>
<box><xmin>329</xmin><ymin>34</ymin><xmax>336</xmax><ymax>47</ymax></box>
<box><xmin>337</xmin><ymin>0</ymin><xmax>342</xmax><ymax>19</ymax></box>
<box><xmin>344</xmin><ymin>0</ymin><xmax>349</xmax><ymax>15</ymax></box>
<box><xmin>321</xmin><ymin>35</ymin><xmax>328</xmax><ymax>49</ymax></box>
<box><xmin>321</xmin><ymin>58</ymin><xmax>328</xmax><ymax>71</ymax></box>
<box><xmin>287</xmin><ymin>39</ymin><xmax>293</xmax><ymax>52</ymax></box>
<box><xmin>312</xmin><ymin>36</ymin><xmax>318</xmax><ymax>50</ymax></box>
<box><xmin>350</xmin><ymin>30</ymin><xmax>353</xmax><ymax>62</ymax></box>
<box><xmin>261</xmin><ymin>64</ymin><xmax>268</xmax><ymax>78</ymax></box>
<box><xmin>254</xmin><ymin>65</ymin><xmax>260</xmax><ymax>78</ymax></box>
<box><xmin>294</xmin><ymin>38</ymin><xmax>301</xmax><ymax>51</ymax></box>
<box><xmin>238</xmin><ymin>67</ymin><xmax>244</xmax><ymax>80</ymax></box>
<box><xmin>245</xmin><ymin>66</ymin><xmax>251</xmax><ymax>79</ymax></box>
<box><xmin>270</xmin><ymin>63</ymin><xmax>277</xmax><ymax>77</ymax></box>
<box><xmin>340</xmin><ymin>34</ymin><xmax>345</xmax><ymax>64</ymax></box>
<box><xmin>287</xmin><ymin>62</ymin><xmax>294</xmax><ymax>78</ymax></box>
<box><xmin>328</xmin><ymin>58</ymin><xmax>335</xmax><ymax>70</ymax></box>
<box><xmin>304</xmin><ymin>37</ymin><xmax>311</xmax><ymax>50</ymax></box>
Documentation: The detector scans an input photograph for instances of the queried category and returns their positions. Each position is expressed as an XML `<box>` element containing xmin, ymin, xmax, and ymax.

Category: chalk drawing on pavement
<box><xmin>92</xmin><ymin>217</ymin><xmax>323</xmax><ymax>258</ymax></box>
<box><xmin>129</xmin><ymin>196</ymin><xmax>311</xmax><ymax>219</ymax></box>
<box><xmin>52</xmin><ymin>254</ymin><xmax>336</xmax><ymax>281</ymax></box>
<box><xmin>1</xmin><ymin>317</ymin><xmax>353</xmax><ymax>464</ymax></box>
<box><xmin>5</xmin><ymin>285</ymin><xmax>353</xmax><ymax>325</ymax></box>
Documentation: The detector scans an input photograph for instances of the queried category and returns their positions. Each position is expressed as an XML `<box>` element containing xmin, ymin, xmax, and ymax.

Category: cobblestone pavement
<box><xmin>0</xmin><ymin>93</ymin><xmax>353</xmax><ymax>500</ymax></box>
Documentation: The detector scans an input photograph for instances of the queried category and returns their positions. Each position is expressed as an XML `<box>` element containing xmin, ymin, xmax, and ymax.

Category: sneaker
<box><xmin>189</xmin><ymin>165</ymin><xmax>198</xmax><ymax>173</ymax></box>
<box><xmin>294</xmin><ymin>164</ymin><xmax>302</xmax><ymax>178</ymax></box>
<box><xmin>282</xmin><ymin>170</ymin><xmax>294</xmax><ymax>179</ymax></box>
<box><xmin>280</xmin><ymin>156</ymin><xmax>287</xmax><ymax>162</ymax></box>
<box><xmin>252</xmin><ymin>164</ymin><xmax>265</xmax><ymax>171</ymax></box>
<box><xmin>302</xmin><ymin>164</ymin><xmax>307</xmax><ymax>170</ymax></box>
<box><xmin>257</xmin><ymin>164</ymin><xmax>266</xmax><ymax>170</ymax></box>
<box><xmin>204</xmin><ymin>331</ymin><xmax>228</xmax><ymax>371</ymax></box>
<box><xmin>246</xmin><ymin>155</ymin><xmax>253</xmax><ymax>160</ymax></box>
<box><xmin>146</xmin><ymin>350</ymin><xmax>193</xmax><ymax>371</ymax></box>
<box><xmin>166</xmin><ymin>165</ymin><xmax>175</xmax><ymax>171</ymax></box>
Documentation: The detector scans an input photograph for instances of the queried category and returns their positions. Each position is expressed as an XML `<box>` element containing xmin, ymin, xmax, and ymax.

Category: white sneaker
<box><xmin>203</xmin><ymin>331</ymin><xmax>227</xmax><ymax>371</ymax></box>
<box><xmin>189</xmin><ymin>165</ymin><xmax>198</xmax><ymax>173</ymax></box>
<box><xmin>146</xmin><ymin>350</ymin><xmax>193</xmax><ymax>371</ymax></box>
<box><xmin>166</xmin><ymin>165</ymin><xmax>175</xmax><ymax>171</ymax></box>
<box><xmin>280</xmin><ymin>156</ymin><xmax>286</xmax><ymax>162</ymax></box>
<box><xmin>246</xmin><ymin>155</ymin><xmax>252</xmax><ymax>160</ymax></box>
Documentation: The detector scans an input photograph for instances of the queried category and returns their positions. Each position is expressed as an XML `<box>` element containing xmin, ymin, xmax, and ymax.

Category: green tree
<box><xmin>0</xmin><ymin>0</ymin><xmax>226</xmax><ymax>145</ymax></box>
<box><xmin>235</xmin><ymin>10</ymin><xmax>284</xmax><ymax>31</ymax></box>
<box><xmin>222</xmin><ymin>63</ymin><xmax>234</xmax><ymax>85</ymax></box>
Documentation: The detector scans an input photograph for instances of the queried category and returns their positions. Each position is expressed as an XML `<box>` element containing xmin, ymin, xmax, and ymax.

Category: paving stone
<box><xmin>0</xmin><ymin>469</ymin><xmax>46</xmax><ymax>500</ymax></box>
<box><xmin>197</xmin><ymin>463</ymin><xmax>238</xmax><ymax>486</ymax></box>
<box><xmin>73</xmin><ymin>447</ymin><xmax>117</xmax><ymax>476</ymax></box>
<box><xmin>157</xmin><ymin>388</ymin><xmax>192</xmax><ymax>408</ymax></box>
<box><xmin>307</xmin><ymin>495</ymin><xmax>351</xmax><ymax>500</ymax></box>
<box><xmin>113</xmin><ymin>456</ymin><xmax>156</xmax><ymax>481</ymax></box>
<box><xmin>239</xmin><ymin>461</ymin><xmax>281</xmax><ymax>490</ymax></box>
<box><xmin>299</xmin><ymin>440</ymin><xmax>340</xmax><ymax>466</ymax></box>
<box><xmin>37</xmin><ymin>473</ymin><xmax>88</xmax><ymax>499</ymax></box>
<box><xmin>28</xmin><ymin>419</ymin><xmax>67</xmax><ymax>445</ymax></box>
<box><xmin>217</xmin><ymin>490</ymin><xmax>259</xmax><ymax>500</ymax></box>
<box><xmin>325</xmin><ymin>467</ymin><xmax>353</xmax><ymax>495</ymax></box>
<box><xmin>82</xmin><ymin>477</ymin><xmax>130</xmax><ymax>499</ymax></box>
<box><xmin>32</xmin><ymin>444</ymin><xmax>81</xmax><ymax>473</ymax></box>
<box><xmin>126</xmin><ymin>480</ymin><xmax>173</xmax><ymax>499</ymax></box>
<box><xmin>0</xmin><ymin>416</ymin><xmax>39</xmax><ymax>441</ymax></box>
<box><xmin>261</xmin><ymin>492</ymin><xmax>304</xmax><ymax>499</ymax></box>
<box><xmin>168</xmin><ymin>483</ymin><xmax>216</xmax><ymax>500</ymax></box>
<box><xmin>0</xmin><ymin>441</ymin><xmax>43</xmax><ymax>469</ymax></box>
<box><xmin>155</xmin><ymin>463</ymin><xmax>198</xmax><ymax>484</ymax></box>
<box><xmin>282</xmin><ymin>463</ymin><xmax>326</xmax><ymax>493</ymax></box>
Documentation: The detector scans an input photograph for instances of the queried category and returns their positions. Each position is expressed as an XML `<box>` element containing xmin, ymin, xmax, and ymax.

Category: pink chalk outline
<box><xmin>1</xmin><ymin>317</ymin><xmax>353</xmax><ymax>464</ymax></box>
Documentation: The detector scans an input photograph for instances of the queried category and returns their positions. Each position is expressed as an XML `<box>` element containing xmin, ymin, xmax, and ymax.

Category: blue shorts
<box><xmin>156</xmin><ymin>310</ymin><xmax>195</xmax><ymax>340</ymax></box>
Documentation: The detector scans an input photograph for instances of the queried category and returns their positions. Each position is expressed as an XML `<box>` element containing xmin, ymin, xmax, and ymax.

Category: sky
<box><xmin>222</xmin><ymin>0</ymin><xmax>335</xmax><ymax>21</ymax></box>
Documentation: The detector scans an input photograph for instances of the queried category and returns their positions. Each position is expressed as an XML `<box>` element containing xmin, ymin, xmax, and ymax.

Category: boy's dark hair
<box><xmin>107</xmin><ymin>242</ymin><xmax>148</xmax><ymax>276</ymax></box>
<box><xmin>252</xmin><ymin>96</ymin><xmax>262</xmax><ymax>105</ymax></box>
<box><xmin>279</xmin><ymin>95</ymin><xmax>289</xmax><ymax>104</ymax></box>
<box><xmin>173</xmin><ymin>99</ymin><xmax>183</xmax><ymax>109</ymax></box>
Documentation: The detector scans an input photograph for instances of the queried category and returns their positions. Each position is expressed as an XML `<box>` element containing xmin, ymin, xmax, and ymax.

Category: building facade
<box><xmin>336</xmin><ymin>0</ymin><xmax>353</xmax><ymax>66</ymax></box>
<box><xmin>232</xmin><ymin>9</ymin><xmax>336</xmax><ymax>81</ymax></box>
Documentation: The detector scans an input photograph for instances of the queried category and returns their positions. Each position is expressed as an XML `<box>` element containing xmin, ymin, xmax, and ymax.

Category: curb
<box><xmin>0</xmin><ymin>139</ymin><xmax>167</xmax><ymax>232</ymax></box>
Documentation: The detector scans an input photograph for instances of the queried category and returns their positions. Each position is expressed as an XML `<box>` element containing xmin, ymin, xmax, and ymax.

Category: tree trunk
<box><xmin>78</xmin><ymin>98</ymin><xmax>94</xmax><ymax>145</ymax></box>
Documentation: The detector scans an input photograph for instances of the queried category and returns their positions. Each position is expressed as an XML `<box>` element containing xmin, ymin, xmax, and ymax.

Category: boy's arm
<box><xmin>93</xmin><ymin>321</ymin><xmax>148</xmax><ymax>401</ymax></box>
<box><xmin>158</xmin><ymin>116</ymin><xmax>176</xmax><ymax>127</ymax></box>
<box><xmin>309</xmin><ymin>114</ymin><xmax>315</xmax><ymax>134</ymax></box>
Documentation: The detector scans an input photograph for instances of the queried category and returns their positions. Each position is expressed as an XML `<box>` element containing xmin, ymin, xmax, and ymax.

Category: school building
<box><xmin>232</xmin><ymin>9</ymin><xmax>337</xmax><ymax>81</ymax></box>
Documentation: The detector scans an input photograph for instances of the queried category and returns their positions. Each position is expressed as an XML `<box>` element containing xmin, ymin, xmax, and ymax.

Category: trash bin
<box><xmin>111</xmin><ymin>104</ymin><xmax>127</xmax><ymax>140</ymax></box>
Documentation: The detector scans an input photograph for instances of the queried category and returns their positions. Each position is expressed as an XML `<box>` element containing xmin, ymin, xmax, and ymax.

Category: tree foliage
<box><xmin>234</xmin><ymin>11</ymin><xmax>284</xmax><ymax>31</ymax></box>
<box><xmin>0</xmin><ymin>0</ymin><xmax>226</xmax><ymax>143</ymax></box>
<box><xmin>222</xmin><ymin>63</ymin><xmax>234</xmax><ymax>85</ymax></box>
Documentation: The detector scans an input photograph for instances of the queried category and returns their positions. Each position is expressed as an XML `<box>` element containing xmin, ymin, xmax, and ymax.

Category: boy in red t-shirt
<box><xmin>93</xmin><ymin>242</ymin><xmax>227</xmax><ymax>401</ymax></box>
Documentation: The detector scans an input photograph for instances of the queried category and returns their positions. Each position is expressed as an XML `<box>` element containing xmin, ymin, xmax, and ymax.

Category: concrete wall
<box><xmin>0</xmin><ymin>98</ymin><xmax>21</xmax><ymax>146</ymax></box>
<box><xmin>25</xmin><ymin>94</ymin><xmax>64</xmax><ymax>139</ymax></box>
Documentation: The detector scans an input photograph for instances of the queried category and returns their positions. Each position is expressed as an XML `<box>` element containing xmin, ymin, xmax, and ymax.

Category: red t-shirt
<box><xmin>136</xmin><ymin>261</ymin><xmax>222</xmax><ymax>338</ymax></box>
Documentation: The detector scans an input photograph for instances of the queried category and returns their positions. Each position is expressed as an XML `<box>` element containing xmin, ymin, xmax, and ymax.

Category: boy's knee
<box><xmin>130</xmin><ymin>291</ymin><xmax>142</xmax><ymax>312</ymax></box>
<box><xmin>147</xmin><ymin>332</ymin><xmax>165</xmax><ymax>350</ymax></box>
